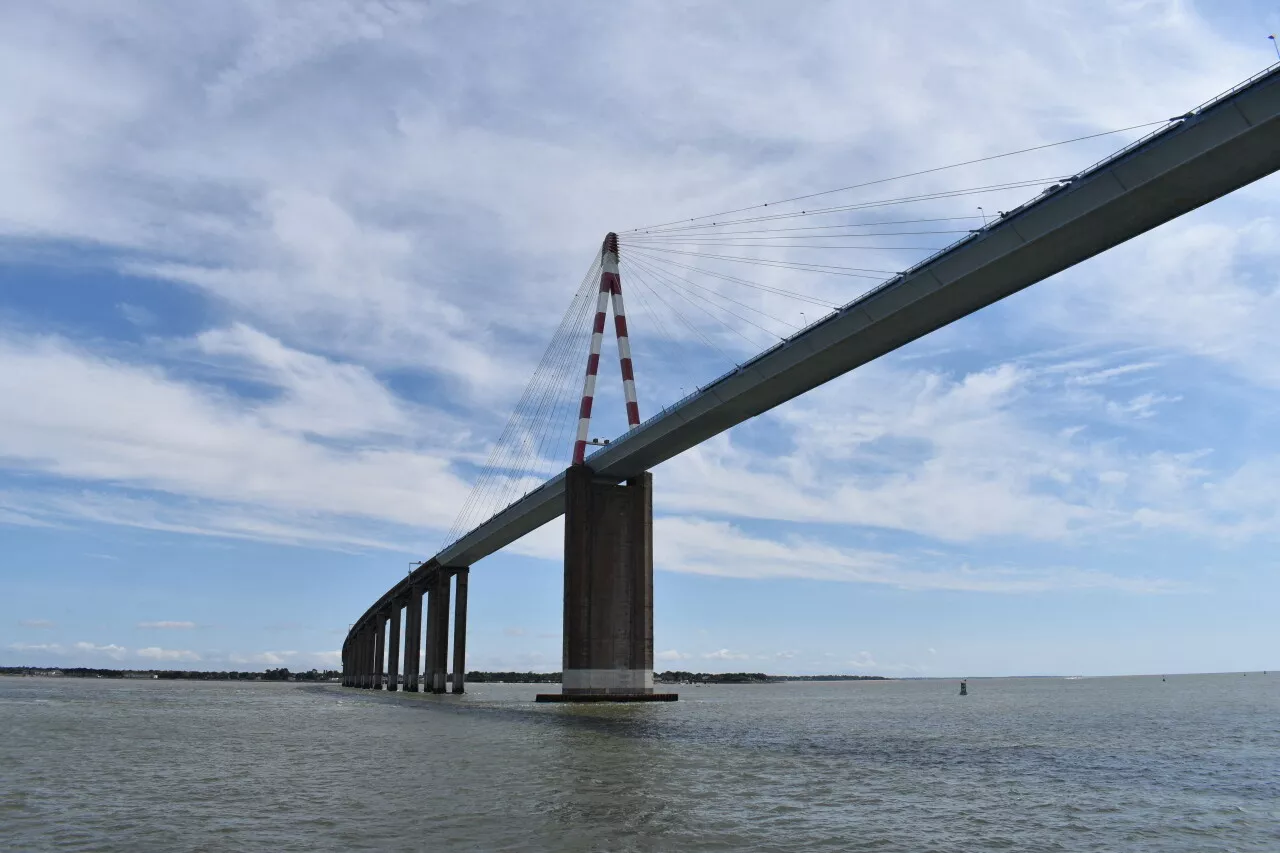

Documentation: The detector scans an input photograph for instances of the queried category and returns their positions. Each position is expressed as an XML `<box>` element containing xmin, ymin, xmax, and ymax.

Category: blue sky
<box><xmin>3</xmin><ymin>1</ymin><xmax>1280</xmax><ymax>676</ymax></box>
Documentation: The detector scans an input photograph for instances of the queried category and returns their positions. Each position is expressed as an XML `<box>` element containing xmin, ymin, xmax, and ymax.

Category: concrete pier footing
<box><xmin>538</xmin><ymin>465</ymin><xmax>673</xmax><ymax>702</ymax></box>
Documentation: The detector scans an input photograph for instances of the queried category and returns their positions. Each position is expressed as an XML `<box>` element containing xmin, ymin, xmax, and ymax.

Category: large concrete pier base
<box><xmin>538</xmin><ymin>465</ymin><xmax>673</xmax><ymax>702</ymax></box>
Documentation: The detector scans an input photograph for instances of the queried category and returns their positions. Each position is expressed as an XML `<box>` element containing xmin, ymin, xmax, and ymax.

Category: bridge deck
<box><xmin>349</xmin><ymin>63</ymin><xmax>1280</xmax><ymax>638</ymax></box>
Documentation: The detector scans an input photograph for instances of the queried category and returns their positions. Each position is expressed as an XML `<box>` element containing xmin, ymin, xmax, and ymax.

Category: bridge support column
<box><xmin>362</xmin><ymin>626</ymin><xmax>374</xmax><ymax>689</ymax></box>
<box><xmin>373</xmin><ymin>614</ymin><xmax>385</xmax><ymax>690</ymax></box>
<box><xmin>539</xmin><ymin>466</ymin><xmax>673</xmax><ymax>702</ymax></box>
<box><xmin>352</xmin><ymin>632</ymin><xmax>361</xmax><ymax>688</ymax></box>
<box><xmin>423</xmin><ymin>577</ymin><xmax>437</xmax><ymax>693</ymax></box>
<box><xmin>350</xmin><ymin>633</ymin><xmax>359</xmax><ymax>688</ymax></box>
<box><xmin>452</xmin><ymin>567</ymin><xmax>469</xmax><ymax>693</ymax></box>
<box><xmin>387</xmin><ymin>600</ymin><xmax>401</xmax><ymax>692</ymax></box>
<box><xmin>425</xmin><ymin>570</ymin><xmax>451</xmax><ymax>694</ymax></box>
<box><xmin>436</xmin><ymin>571</ymin><xmax>452</xmax><ymax>694</ymax></box>
<box><xmin>403</xmin><ymin>585</ymin><xmax>422</xmax><ymax>692</ymax></box>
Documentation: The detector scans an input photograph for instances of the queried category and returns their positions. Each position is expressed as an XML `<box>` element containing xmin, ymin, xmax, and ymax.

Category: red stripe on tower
<box><xmin>571</xmin><ymin>232</ymin><xmax>641</xmax><ymax>465</ymax></box>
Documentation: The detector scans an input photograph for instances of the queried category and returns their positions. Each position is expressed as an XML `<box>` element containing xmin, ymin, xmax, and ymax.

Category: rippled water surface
<box><xmin>2</xmin><ymin>674</ymin><xmax>1278</xmax><ymax>851</ymax></box>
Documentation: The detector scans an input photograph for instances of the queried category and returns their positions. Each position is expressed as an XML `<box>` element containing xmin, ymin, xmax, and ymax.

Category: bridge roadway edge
<box><xmin>344</xmin><ymin>63</ymin><xmax>1280</xmax><ymax>665</ymax></box>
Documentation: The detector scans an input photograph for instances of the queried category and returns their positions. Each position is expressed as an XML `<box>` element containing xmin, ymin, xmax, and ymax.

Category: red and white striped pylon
<box><xmin>572</xmin><ymin>232</ymin><xmax>640</xmax><ymax>466</ymax></box>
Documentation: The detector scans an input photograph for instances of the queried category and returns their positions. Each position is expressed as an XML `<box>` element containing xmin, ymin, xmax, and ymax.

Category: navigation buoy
<box><xmin>959</xmin><ymin>679</ymin><xmax>968</xmax><ymax>696</ymax></box>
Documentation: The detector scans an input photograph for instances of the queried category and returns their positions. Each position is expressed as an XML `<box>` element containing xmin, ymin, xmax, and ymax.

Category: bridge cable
<box><xmin>527</xmin><ymin>269</ymin><xmax>605</xmax><ymax>476</ymax></box>
<box><xmin>620</xmin><ymin>120</ymin><xmax>1169</xmax><ymax>233</ymax></box>
<box><xmin>619</xmin><ymin>259</ymin><xmax>739</xmax><ymax>365</ymax></box>
<box><xmin>443</xmin><ymin>256</ymin><xmax>603</xmax><ymax>548</ymax></box>
<box><xmin>622</xmin><ymin>243</ymin><xmax>899</xmax><ymax>278</ymax></box>
<box><xmin>612</xmin><ymin>252</ymin><xmax>841</xmax><ymax>308</ymax></box>
<box><xmin>617</xmin><ymin>215</ymin><xmax>983</xmax><ymax>239</ymax></box>
<box><xmin>624</xmin><ymin>229</ymin><xmax>974</xmax><ymax>243</ymax></box>
<box><xmin>624</xmin><ymin>177</ymin><xmax>1074</xmax><ymax>235</ymax></box>
<box><xmin>623</xmin><ymin>257</ymin><xmax>778</xmax><ymax>349</ymax></box>
<box><xmin>625</xmin><ymin>252</ymin><xmax>801</xmax><ymax>333</ymax></box>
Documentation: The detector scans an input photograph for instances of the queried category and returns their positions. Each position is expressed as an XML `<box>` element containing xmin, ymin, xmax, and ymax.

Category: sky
<box><xmin>3</xmin><ymin>1</ymin><xmax>1280</xmax><ymax>678</ymax></box>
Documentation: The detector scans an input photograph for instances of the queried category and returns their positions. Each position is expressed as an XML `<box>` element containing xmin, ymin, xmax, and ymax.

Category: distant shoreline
<box><xmin>2</xmin><ymin>666</ymin><xmax>1270</xmax><ymax>682</ymax></box>
<box><xmin>0</xmin><ymin>666</ymin><xmax>885</xmax><ymax>685</ymax></box>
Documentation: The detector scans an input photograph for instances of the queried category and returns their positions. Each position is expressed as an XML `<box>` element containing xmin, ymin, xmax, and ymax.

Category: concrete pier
<box><xmin>432</xmin><ymin>571</ymin><xmax>451</xmax><ymax>693</ymax></box>
<box><xmin>351</xmin><ymin>631</ymin><xmax>360</xmax><ymax>688</ymax></box>
<box><xmin>451</xmin><ymin>567</ymin><xmax>469</xmax><ymax>693</ymax></box>
<box><xmin>424</xmin><ymin>576</ymin><xmax>438</xmax><ymax>693</ymax></box>
<box><xmin>373</xmin><ymin>614</ymin><xmax>385</xmax><ymax>690</ymax></box>
<box><xmin>403</xmin><ymin>584</ymin><xmax>422</xmax><ymax>692</ymax></box>
<box><xmin>386</xmin><ymin>600</ymin><xmax>401</xmax><ymax>691</ymax></box>
<box><xmin>363</xmin><ymin>627</ymin><xmax>375</xmax><ymax>689</ymax></box>
<box><xmin>539</xmin><ymin>465</ymin><xmax>673</xmax><ymax>701</ymax></box>
<box><xmin>355</xmin><ymin>629</ymin><xmax>366</xmax><ymax>688</ymax></box>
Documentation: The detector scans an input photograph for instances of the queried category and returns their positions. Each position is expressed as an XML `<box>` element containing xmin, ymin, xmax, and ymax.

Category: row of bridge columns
<box><xmin>342</xmin><ymin>567</ymin><xmax>469</xmax><ymax>694</ymax></box>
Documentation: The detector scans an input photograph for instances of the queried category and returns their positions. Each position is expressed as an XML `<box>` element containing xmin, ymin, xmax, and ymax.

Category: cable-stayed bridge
<box><xmin>343</xmin><ymin>64</ymin><xmax>1280</xmax><ymax>700</ymax></box>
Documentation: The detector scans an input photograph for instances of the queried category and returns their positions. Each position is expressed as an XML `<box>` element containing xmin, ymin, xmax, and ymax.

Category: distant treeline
<box><xmin>657</xmin><ymin>672</ymin><xmax>888</xmax><ymax>684</ymax></box>
<box><xmin>657</xmin><ymin>671</ymin><xmax>775</xmax><ymax>684</ymax></box>
<box><xmin>463</xmin><ymin>671</ymin><xmax>885</xmax><ymax>684</ymax></box>
<box><xmin>464</xmin><ymin>671</ymin><xmax>561</xmax><ymax>683</ymax></box>
<box><xmin>777</xmin><ymin>675</ymin><xmax>888</xmax><ymax>681</ymax></box>
<box><xmin>3</xmin><ymin>666</ymin><xmax>886</xmax><ymax>684</ymax></box>
<box><xmin>0</xmin><ymin>666</ymin><xmax>340</xmax><ymax>681</ymax></box>
<box><xmin>655</xmin><ymin>666</ymin><xmax>885</xmax><ymax>681</ymax></box>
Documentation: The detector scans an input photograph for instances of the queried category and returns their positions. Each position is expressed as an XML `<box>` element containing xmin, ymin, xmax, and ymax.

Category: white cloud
<box><xmin>136</xmin><ymin>647</ymin><xmax>201</xmax><ymax>662</ymax></box>
<box><xmin>655</xmin><ymin>516</ymin><xmax>1182</xmax><ymax>594</ymax></box>
<box><xmin>118</xmin><ymin>303</ymin><xmax>157</xmax><ymax>327</ymax></box>
<box><xmin>2</xmin><ymin>640</ymin><xmax>341</xmax><ymax>671</ymax></box>
<box><xmin>0</xmin><ymin>506</ymin><xmax>53</xmax><ymax>527</ymax></box>
<box><xmin>703</xmin><ymin>649</ymin><xmax>751</xmax><ymax>661</ymax></box>
<box><xmin>656</xmin><ymin>649</ymin><xmax>691</xmax><ymax>661</ymax></box>
<box><xmin>19</xmin><ymin>619</ymin><xmax>55</xmax><ymax>629</ymax></box>
<box><xmin>8</xmin><ymin>643</ymin><xmax>63</xmax><ymax>654</ymax></box>
<box><xmin>0</xmin><ymin>1</ymin><xmax>1259</xmax><ymax>384</ymax></box>
<box><xmin>0</xmin><ymin>331</ymin><xmax>471</xmax><ymax>544</ymax></box>
<box><xmin>137</xmin><ymin>621</ymin><xmax>196</xmax><ymax>630</ymax></box>
<box><xmin>73</xmin><ymin>642</ymin><xmax>128</xmax><ymax>660</ymax></box>
<box><xmin>225</xmin><ymin>649</ymin><xmax>340</xmax><ymax>669</ymax></box>
<box><xmin>1042</xmin><ymin>217</ymin><xmax>1280</xmax><ymax>387</ymax></box>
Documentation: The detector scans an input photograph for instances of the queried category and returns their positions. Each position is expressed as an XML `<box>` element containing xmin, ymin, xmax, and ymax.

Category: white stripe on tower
<box><xmin>572</xmin><ymin>241</ymin><xmax>613</xmax><ymax>466</ymax></box>
<box><xmin>605</xmin><ymin>235</ymin><xmax>640</xmax><ymax>429</ymax></box>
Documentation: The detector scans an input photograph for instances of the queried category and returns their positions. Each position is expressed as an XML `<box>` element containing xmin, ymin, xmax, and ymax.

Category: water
<box><xmin>1</xmin><ymin>675</ymin><xmax>1277</xmax><ymax>852</ymax></box>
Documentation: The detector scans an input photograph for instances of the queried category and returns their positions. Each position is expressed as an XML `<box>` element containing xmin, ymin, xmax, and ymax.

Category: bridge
<box><xmin>342</xmin><ymin>64</ymin><xmax>1280</xmax><ymax>699</ymax></box>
